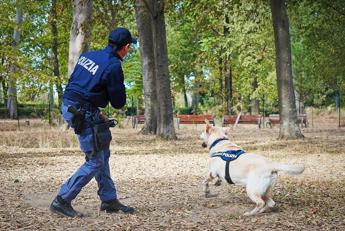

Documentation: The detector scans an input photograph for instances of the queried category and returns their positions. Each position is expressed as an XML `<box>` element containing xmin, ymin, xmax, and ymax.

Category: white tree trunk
<box><xmin>68</xmin><ymin>0</ymin><xmax>93</xmax><ymax>76</ymax></box>
<box><xmin>7</xmin><ymin>7</ymin><xmax>23</xmax><ymax>119</ymax></box>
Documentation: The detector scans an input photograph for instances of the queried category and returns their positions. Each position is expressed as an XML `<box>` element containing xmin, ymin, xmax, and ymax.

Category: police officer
<box><xmin>50</xmin><ymin>28</ymin><xmax>136</xmax><ymax>217</ymax></box>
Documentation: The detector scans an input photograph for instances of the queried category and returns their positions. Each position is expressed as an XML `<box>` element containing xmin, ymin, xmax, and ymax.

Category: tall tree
<box><xmin>134</xmin><ymin>0</ymin><xmax>158</xmax><ymax>134</ymax></box>
<box><xmin>7</xmin><ymin>6</ymin><xmax>23</xmax><ymax>119</ymax></box>
<box><xmin>0</xmin><ymin>57</ymin><xmax>8</xmax><ymax>106</ymax></box>
<box><xmin>68</xmin><ymin>0</ymin><xmax>93</xmax><ymax>76</ymax></box>
<box><xmin>135</xmin><ymin>0</ymin><xmax>176</xmax><ymax>139</ymax></box>
<box><xmin>49</xmin><ymin>0</ymin><xmax>63</xmax><ymax>106</ymax></box>
<box><xmin>251</xmin><ymin>76</ymin><xmax>260</xmax><ymax>114</ymax></box>
<box><xmin>271</xmin><ymin>0</ymin><xmax>303</xmax><ymax>139</ymax></box>
<box><xmin>223</xmin><ymin>8</ymin><xmax>232</xmax><ymax>115</ymax></box>
<box><xmin>152</xmin><ymin>0</ymin><xmax>176</xmax><ymax>138</ymax></box>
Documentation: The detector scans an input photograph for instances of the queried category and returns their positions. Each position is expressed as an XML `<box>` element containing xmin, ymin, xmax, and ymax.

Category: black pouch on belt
<box><xmin>92</xmin><ymin>119</ymin><xmax>116</xmax><ymax>153</ymax></box>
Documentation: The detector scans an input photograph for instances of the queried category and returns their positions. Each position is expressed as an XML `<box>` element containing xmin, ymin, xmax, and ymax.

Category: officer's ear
<box><xmin>117</xmin><ymin>44</ymin><xmax>130</xmax><ymax>53</ymax></box>
<box><xmin>124</xmin><ymin>43</ymin><xmax>131</xmax><ymax>50</ymax></box>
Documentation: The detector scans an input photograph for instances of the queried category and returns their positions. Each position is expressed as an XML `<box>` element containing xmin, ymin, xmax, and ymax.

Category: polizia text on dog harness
<box><xmin>209</xmin><ymin>138</ymin><xmax>246</xmax><ymax>184</ymax></box>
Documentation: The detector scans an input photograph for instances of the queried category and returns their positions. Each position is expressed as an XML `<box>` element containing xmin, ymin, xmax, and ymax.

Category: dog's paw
<box><xmin>243</xmin><ymin>211</ymin><xmax>255</xmax><ymax>216</ymax></box>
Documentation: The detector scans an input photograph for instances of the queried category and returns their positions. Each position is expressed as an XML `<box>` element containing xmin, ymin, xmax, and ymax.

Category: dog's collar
<box><xmin>209</xmin><ymin>138</ymin><xmax>228</xmax><ymax>150</ymax></box>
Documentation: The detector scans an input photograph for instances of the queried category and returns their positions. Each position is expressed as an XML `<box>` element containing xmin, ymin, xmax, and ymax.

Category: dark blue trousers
<box><xmin>58</xmin><ymin>101</ymin><xmax>117</xmax><ymax>203</ymax></box>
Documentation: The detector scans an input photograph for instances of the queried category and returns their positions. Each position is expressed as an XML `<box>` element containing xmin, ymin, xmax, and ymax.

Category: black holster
<box><xmin>91</xmin><ymin>119</ymin><xmax>116</xmax><ymax>155</ymax></box>
<box><xmin>67</xmin><ymin>105</ymin><xmax>85</xmax><ymax>134</ymax></box>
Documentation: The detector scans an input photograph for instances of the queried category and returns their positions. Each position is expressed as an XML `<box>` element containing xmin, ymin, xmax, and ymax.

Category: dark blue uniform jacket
<box><xmin>63</xmin><ymin>45</ymin><xmax>126</xmax><ymax>109</ymax></box>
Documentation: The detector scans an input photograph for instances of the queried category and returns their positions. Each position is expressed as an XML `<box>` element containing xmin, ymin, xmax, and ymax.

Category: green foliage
<box><xmin>0</xmin><ymin>103</ymin><xmax>47</xmax><ymax>118</ymax></box>
<box><xmin>174</xmin><ymin>107</ymin><xmax>193</xmax><ymax>115</ymax></box>
<box><xmin>1</xmin><ymin>0</ymin><xmax>344</xmax><ymax>118</ymax></box>
<box><xmin>289</xmin><ymin>0</ymin><xmax>345</xmax><ymax>107</ymax></box>
<box><xmin>123</xmin><ymin>48</ymin><xmax>143</xmax><ymax>100</ymax></box>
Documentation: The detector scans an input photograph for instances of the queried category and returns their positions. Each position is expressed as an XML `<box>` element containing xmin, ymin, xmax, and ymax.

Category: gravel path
<box><xmin>1</xmin><ymin>124</ymin><xmax>345</xmax><ymax>230</ymax></box>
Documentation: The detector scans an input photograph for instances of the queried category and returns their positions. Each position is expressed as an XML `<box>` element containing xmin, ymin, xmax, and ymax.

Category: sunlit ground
<box><xmin>0</xmin><ymin>113</ymin><xmax>344</xmax><ymax>230</ymax></box>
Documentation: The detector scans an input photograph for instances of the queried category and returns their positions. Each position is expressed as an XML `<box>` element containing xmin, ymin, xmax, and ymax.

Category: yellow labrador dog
<box><xmin>200</xmin><ymin>121</ymin><xmax>305</xmax><ymax>216</ymax></box>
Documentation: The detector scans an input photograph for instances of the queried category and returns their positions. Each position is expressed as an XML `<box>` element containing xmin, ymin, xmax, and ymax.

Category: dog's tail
<box><xmin>271</xmin><ymin>163</ymin><xmax>305</xmax><ymax>175</ymax></box>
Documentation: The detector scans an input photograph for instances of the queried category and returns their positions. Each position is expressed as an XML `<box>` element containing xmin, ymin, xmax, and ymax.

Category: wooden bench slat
<box><xmin>222</xmin><ymin>115</ymin><xmax>261</xmax><ymax>127</ymax></box>
<box><xmin>267</xmin><ymin>114</ymin><xmax>308</xmax><ymax>127</ymax></box>
<box><xmin>176</xmin><ymin>114</ymin><xmax>215</xmax><ymax>128</ymax></box>
<box><xmin>133</xmin><ymin>114</ymin><xmax>216</xmax><ymax>129</ymax></box>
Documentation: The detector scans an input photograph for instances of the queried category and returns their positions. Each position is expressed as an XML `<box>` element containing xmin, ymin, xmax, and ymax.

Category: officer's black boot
<box><xmin>100</xmin><ymin>199</ymin><xmax>135</xmax><ymax>214</ymax></box>
<box><xmin>50</xmin><ymin>196</ymin><xmax>83</xmax><ymax>218</ymax></box>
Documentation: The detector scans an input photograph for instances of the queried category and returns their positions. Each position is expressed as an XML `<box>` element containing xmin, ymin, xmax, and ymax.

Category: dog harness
<box><xmin>209</xmin><ymin>138</ymin><xmax>246</xmax><ymax>184</ymax></box>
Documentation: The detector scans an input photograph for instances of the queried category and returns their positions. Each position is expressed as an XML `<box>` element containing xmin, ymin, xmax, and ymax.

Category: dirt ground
<box><xmin>0</xmin><ymin>117</ymin><xmax>345</xmax><ymax>230</ymax></box>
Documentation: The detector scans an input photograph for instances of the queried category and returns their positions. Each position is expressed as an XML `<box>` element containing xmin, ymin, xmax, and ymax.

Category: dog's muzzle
<box><xmin>201</xmin><ymin>142</ymin><xmax>207</xmax><ymax>148</ymax></box>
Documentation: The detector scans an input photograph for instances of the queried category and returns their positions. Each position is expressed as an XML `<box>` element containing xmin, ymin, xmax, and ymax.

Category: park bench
<box><xmin>267</xmin><ymin>114</ymin><xmax>308</xmax><ymax>128</ymax></box>
<box><xmin>176</xmin><ymin>114</ymin><xmax>215</xmax><ymax>129</ymax></box>
<box><xmin>221</xmin><ymin>114</ymin><xmax>262</xmax><ymax>128</ymax></box>
<box><xmin>132</xmin><ymin>115</ymin><xmax>145</xmax><ymax>128</ymax></box>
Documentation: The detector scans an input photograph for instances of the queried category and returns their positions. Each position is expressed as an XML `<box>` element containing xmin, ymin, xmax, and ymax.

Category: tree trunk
<box><xmin>192</xmin><ymin>69</ymin><xmax>201</xmax><ymax>115</ymax></box>
<box><xmin>0</xmin><ymin>80</ymin><xmax>3</xmax><ymax>105</ymax></box>
<box><xmin>0</xmin><ymin>58</ymin><xmax>7</xmax><ymax>106</ymax></box>
<box><xmin>107</xmin><ymin>0</ymin><xmax>117</xmax><ymax>28</ymax></box>
<box><xmin>7</xmin><ymin>7</ymin><xmax>23</xmax><ymax>119</ymax></box>
<box><xmin>151</xmin><ymin>0</ymin><xmax>176</xmax><ymax>139</ymax></box>
<box><xmin>271</xmin><ymin>0</ymin><xmax>304</xmax><ymax>139</ymax></box>
<box><xmin>49</xmin><ymin>83</ymin><xmax>54</xmax><ymax>125</ymax></box>
<box><xmin>1</xmin><ymin>78</ymin><xmax>7</xmax><ymax>106</ymax></box>
<box><xmin>251</xmin><ymin>76</ymin><xmax>260</xmax><ymax>115</ymax></box>
<box><xmin>68</xmin><ymin>0</ymin><xmax>93</xmax><ymax>76</ymax></box>
<box><xmin>135</xmin><ymin>0</ymin><xmax>176</xmax><ymax>139</ymax></box>
<box><xmin>50</xmin><ymin>0</ymin><xmax>63</xmax><ymax>106</ymax></box>
<box><xmin>218</xmin><ymin>57</ymin><xmax>223</xmax><ymax>104</ymax></box>
<box><xmin>224</xmin><ymin>13</ymin><xmax>232</xmax><ymax>115</ymax></box>
<box><xmin>136</xmin><ymin>97</ymin><xmax>141</xmax><ymax>116</ymax></box>
<box><xmin>192</xmin><ymin>82</ymin><xmax>199</xmax><ymax>115</ymax></box>
<box><xmin>224</xmin><ymin>61</ymin><xmax>232</xmax><ymax>115</ymax></box>
<box><xmin>134</xmin><ymin>0</ymin><xmax>158</xmax><ymax>134</ymax></box>
<box><xmin>182</xmin><ymin>79</ymin><xmax>188</xmax><ymax>108</ymax></box>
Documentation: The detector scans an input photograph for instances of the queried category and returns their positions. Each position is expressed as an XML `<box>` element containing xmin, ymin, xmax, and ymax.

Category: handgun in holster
<box><xmin>91</xmin><ymin>118</ymin><xmax>117</xmax><ymax>155</ymax></box>
<box><xmin>67</xmin><ymin>105</ymin><xmax>85</xmax><ymax>134</ymax></box>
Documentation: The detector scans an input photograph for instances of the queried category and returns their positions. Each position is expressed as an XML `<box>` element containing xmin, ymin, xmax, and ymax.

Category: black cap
<box><xmin>108</xmin><ymin>27</ymin><xmax>137</xmax><ymax>49</ymax></box>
